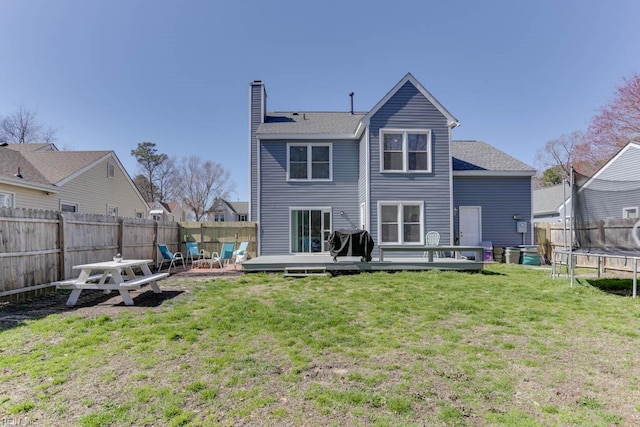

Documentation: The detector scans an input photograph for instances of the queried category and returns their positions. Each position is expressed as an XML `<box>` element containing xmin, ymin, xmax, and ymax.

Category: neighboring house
<box><xmin>249</xmin><ymin>73</ymin><xmax>536</xmax><ymax>257</ymax></box>
<box><xmin>0</xmin><ymin>143</ymin><xmax>148</xmax><ymax>218</ymax></box>
<box><xmin>211</xmin><ymin>198</ymin><xmax>249</xmax><ymax>222</ymax></box>
<box><xmin>148</xmin><ymin>201</ymin><xmax>187</xmax><ymax>222</ymax></box>
<box><xmin>569</xmin><ymin>141</ymin><xmax>640</xmax><ymax>221</ymax></box>
<box><xmin>533</xmin><ymin>183</ymin><xmax>570</xmax><ymax>223</ymax></box>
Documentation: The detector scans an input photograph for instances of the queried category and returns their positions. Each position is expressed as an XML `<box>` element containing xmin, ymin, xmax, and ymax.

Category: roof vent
<box><xmin>15</xmin><ymin>167</ymin><xmax>23</xmax><ymax>179</ymax></box>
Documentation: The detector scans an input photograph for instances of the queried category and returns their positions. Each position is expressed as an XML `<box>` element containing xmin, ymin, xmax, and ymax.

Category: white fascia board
<box><xmin>0</xmin><ymin>177</ymin><xmax>59</xmax><ymax>193</ymax></box>
<box><xmin>453</xmin><ymin>170</ymin><xmax>536</xmax><ymax>177</ymax></box>
<box><xmin>256</xmin><ymin>133</ymin><xmax>359</xmax><ymax>140</ymax></box>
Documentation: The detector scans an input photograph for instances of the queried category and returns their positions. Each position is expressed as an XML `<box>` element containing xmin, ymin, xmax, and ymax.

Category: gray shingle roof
<box><xmin>0</xmin><ymin>147</ymin><xmax>51</xmax><ymax>184</ymax></box>
<box><xmin>533</xmin><ymin>183</ymin><xmax>570</xmax><ymax>216</ymax></box>
<box><xmin>2</xmin><ymin>144</ymin><xmax>111</xmax><ymax>185</ymax></box>
<box><xmin>452</xmin><ymin>140</ymin><xmax>535</xmax><ymax>172</ymax></box>
<box><xmin>228</xmin><ymin>201</ymin><xmax>248</xmax><ymax>214</ymax></box>
<box><xmin>257</xmin><ymin>112</ymin><xmax>365</xmax><ymax>136</ymax></box>
<box><xmin>22</xmin><ymin>151</ymin><xmax>110</xmax><ymax>184</ymax></box>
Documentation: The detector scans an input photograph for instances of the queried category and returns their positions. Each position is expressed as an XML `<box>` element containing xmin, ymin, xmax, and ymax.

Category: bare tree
<box><xmin>0</xmin><ymin>105</ymin><xmax>57</xmax><ymax>143</ymax></box>
<box><xmin>179</xmin><ymin>157</ymin><xmax>235</xmax><ymax>221</ymax></box>
<box><xmin>133</xmin><ymin>174</ymin><xmax>153</xmax><ymax>202</ymax></box>
<box><xmin>154</xmin><ymin>157</ymin><xmax>180</xmax><ymax>203</ymax></box>
<box><xmin>534</xmin><ymin>131</ymin><xmax>584</xmax><ymax>185</ymax></box>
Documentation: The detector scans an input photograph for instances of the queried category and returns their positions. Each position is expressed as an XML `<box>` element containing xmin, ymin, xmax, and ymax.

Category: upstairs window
<box><xmin>380</xmin><ymin>129</ymin><xmax>431</xmax><ymax>172</ymax></box>
<box><xmin>287</xmin><ymin>143</ymin><xmax>332</xmax><ymax>181</ymax></box>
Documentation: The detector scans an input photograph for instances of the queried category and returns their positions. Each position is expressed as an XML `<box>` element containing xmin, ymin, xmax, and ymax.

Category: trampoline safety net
<box><xmin>573</xmin><ymin>169</ymin><xmax>640</xmax><ymax>255</ymax></box>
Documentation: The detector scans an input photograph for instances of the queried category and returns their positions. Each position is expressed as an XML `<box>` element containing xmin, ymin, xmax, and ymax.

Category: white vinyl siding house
<box><xmin>0</xmin><ymin>145</ymin><xmax>147</xmax><ymax>218</ymax></box>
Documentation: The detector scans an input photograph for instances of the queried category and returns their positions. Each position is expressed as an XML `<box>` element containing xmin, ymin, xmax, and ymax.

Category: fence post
<box><xmin>58</xmin><ymin>212</ymin><xmax>66</xmax><ymax>280</ymax></box>
<box><xmin>118</xmin><ymin>217</ymin><xmax>125</xmax><ymax>256</ymax></box>
<box><xmin>152</xmin><ymin>221</ymin><xmax>159</xmax><ymax>265</ymax></box>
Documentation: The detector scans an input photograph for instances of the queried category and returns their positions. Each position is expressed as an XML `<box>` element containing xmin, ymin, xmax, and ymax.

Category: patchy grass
<box><xmin>1</xmin><ymin>264</ymin><xmax>640</xmax><ymax>425</ymax></box>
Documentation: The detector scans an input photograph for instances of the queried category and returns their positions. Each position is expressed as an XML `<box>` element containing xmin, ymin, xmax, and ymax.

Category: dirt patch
<box><xmin>0</xmin><ymin>278</ymin><xmax>192</xmax><ymax>330</ymax></box>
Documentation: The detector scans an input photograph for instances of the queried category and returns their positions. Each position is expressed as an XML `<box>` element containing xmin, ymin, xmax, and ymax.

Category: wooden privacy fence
<box><xmin>535</xmin><ymin>218</ymin><xmax>640</xmax><ymax>272</ymax></box>
<box><xmin>0</xmin><ymin>207</ymin><xmax>258</xmax><ymax>299</ymax></box>
<box><xmin>179</xmin><ymin>221</ymin><xmax>257</xmax><ymax>259</ymax></box>
<box><xmin>0</xmin><ymin>207</ymin><xmax>180</xmax><ymax>298</ymax></box>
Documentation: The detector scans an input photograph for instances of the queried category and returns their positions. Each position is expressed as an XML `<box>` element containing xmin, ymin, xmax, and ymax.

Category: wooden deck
<box><xmin>242</xmin><ymin>255</ymin><xmax>484</xmax><ymax>274</ymax></box>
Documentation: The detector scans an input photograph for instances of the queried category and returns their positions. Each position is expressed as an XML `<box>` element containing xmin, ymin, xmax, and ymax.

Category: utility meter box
<box><xmin>516</xmin><ymin>221</ymin><xmax>528</xmax><ymax>233</ymax></box>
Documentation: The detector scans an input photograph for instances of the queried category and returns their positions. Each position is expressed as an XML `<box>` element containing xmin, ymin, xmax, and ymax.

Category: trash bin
<box><xmin>505</xmin><ymin>247</ymin><xmax>520</xmax><ymax>264</ymax></box>
<box><xmin>480</xmin><ymin>241</ymin><xmax>493</xmax><ymax>261</ymax></box>
<box><xmin>520</xmin><ymin>245</ymin><xmax>541</xmax><ymax>266</ymax></box>
<box><xmin>493</xmin><ymin>246</ymin><xmax>504</xmax><ymax>263</ymax></box>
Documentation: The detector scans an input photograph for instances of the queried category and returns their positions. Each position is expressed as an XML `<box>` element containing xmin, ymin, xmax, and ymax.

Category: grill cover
<box><xmin>328</xmin><ymin>229</ymin><xmax>374</xmax><ymax>262</ymax></box>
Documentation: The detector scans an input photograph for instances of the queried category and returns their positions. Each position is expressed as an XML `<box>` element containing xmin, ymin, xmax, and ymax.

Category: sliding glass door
<box><xmin>290</xmin><ymin>208</ymin><xmax>331</xmax><ymax>253</ymax></box>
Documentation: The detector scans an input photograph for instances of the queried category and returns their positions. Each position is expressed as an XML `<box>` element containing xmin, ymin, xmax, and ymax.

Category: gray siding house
<box><xmin>249</xmin><ymin>73</ymin><xmax>536</xmax><ymax>257</ymax></box>
<box><xmin>572</xmin><ymin>141</ymin><xmax>640</xmax><ymax>221</ymax></box>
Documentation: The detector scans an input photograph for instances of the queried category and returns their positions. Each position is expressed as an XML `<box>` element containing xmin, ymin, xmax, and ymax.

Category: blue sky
<box><xmin>2</xmin><ymin>0</ymin><xmax>639</xmax><ymax>200</ymax></box>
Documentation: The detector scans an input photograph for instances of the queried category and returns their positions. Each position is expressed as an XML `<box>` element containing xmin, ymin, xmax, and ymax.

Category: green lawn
<box><xmin>1</xmin><ymin>264</ymin><xmax>640</xmax><ymax>426</ymax></box>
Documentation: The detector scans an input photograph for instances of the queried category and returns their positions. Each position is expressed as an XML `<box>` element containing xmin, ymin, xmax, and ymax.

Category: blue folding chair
<box><xmin>186</xmin><ymin>241</ymin><xmax>201</xmax><ymax>264</ymax></box>
<box><xmin>157</xmin><ymin>244</ymin><xmax>185</xmax><ymax>273</ymax></box>
<box><xmin>219</xmin><ymin>242</ymin><xmax>235</xmax><ymax>269</ymax></box>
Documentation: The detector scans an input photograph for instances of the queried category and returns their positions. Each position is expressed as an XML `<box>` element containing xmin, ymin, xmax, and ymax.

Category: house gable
<box><xmin>362</xmin><ymin>73</ymin><xmax>459</xmax><ymax>128</ymax></box>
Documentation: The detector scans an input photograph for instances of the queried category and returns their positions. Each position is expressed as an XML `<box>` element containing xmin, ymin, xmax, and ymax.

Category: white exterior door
<box><xmin>459</xmin><ymin>206</ymin><xmax>482</xmax><ymax>246</ymax></box>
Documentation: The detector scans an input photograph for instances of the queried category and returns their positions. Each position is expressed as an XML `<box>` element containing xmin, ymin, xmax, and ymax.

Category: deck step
<box><xmin>284</xmin><ymin>266</ymin><xmax>328</xmax><ymax>277</ymax></box>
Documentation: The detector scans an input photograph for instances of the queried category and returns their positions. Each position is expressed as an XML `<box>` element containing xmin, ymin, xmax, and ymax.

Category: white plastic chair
<box><xmin>233</xmin><ymin>241</ymin><xmax>249</xmax><ymax>269</ymax></box>
<box><xmin>423</xmin><ymin>231</ymin><xmax>441</xmax><ymax>258</ymax></box>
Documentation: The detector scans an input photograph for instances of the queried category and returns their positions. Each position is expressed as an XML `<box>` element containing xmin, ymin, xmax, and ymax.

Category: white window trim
<box><xmin>106</xmin><ymin>204</ymin><xmax>118</xmax><ymax>217</ymax></box>
<box><xmin>377</xmin><ymin>201</ymin><xmax>424</xmax><ymax>246</ymax></box>
<box><xmin>286</xmin><ymin>143</ymin><xmax>333</xmax><ymax>181</ymax></box>
<box><xmin>0</xmin><ymin>191</ymin><xmax>15</xmax><ymax>208</ymax></box>
<box><xmin>379</xmin><ymin>128</ymin><xmax>432</xmax><ymax>173</ymax></box>
<box><xmin>60</xmin><ymin>201</ymin><xmax>78</xmax><ymax>213</ymax></box>
<box><xmin>623</xmin><ymin>206</ymin><xmax>639</xmax><ymax>219</ymax></box>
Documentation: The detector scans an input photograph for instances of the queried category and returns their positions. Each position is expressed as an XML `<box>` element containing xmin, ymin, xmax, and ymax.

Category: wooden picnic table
<box><xmin>55</xmin><ymin>259</ymin><xmax>168</xmax><ymax>306</ymax></box>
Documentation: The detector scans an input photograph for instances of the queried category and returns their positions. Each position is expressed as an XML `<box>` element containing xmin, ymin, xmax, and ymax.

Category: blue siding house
<box><xmin>249</xmin><ymin>73</ymin><xmax>535</xmax><ymax>257</ymax></box>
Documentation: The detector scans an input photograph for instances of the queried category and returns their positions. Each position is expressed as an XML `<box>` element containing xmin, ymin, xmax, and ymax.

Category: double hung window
<box><xmin>288</xmin><ymin>143</ymin><xmax>332</xmax><ymax>181</ymax></box>
<box><xmin>381</xmin><ymin>129</ymin><xmax>431</xmax><ymax>172</ymax></box>
<box><xmin>379</xmin><ymin>201</ymin><xmax>423</xmax><ymax>244</ymax></box>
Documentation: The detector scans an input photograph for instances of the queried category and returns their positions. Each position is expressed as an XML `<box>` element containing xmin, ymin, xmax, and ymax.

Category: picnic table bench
<box><xmin>55</xmin><ymin>259</ymin><xmax>168</xmax><ymax>306</ymax></box>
